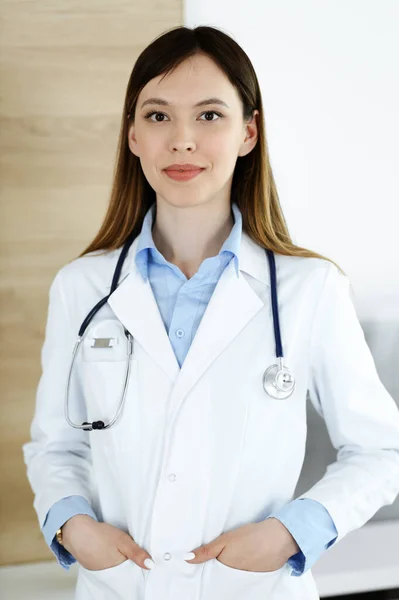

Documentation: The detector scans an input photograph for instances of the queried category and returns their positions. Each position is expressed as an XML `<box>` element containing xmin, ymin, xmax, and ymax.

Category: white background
<box><xmin>185</xmin><ymin>0</ymin><xmax>399</xmax><ymax>321</ymax></box>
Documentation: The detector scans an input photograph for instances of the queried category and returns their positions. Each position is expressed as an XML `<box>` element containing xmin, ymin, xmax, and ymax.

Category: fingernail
<box><xmin>144</xmin><ymin>558</ymin><xmax>155</xmax><ymax>569</ymax></box>
<box><xmin>184</xmin><ymin>552</ymin><xmax>195</xmax><ymax>560</ymax></box>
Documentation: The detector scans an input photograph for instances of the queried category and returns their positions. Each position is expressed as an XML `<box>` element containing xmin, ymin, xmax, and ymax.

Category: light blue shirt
<box><xmin>42</xmin><ymin>201</ymin><xmax>338</xmax><ymax>574</ymax></box>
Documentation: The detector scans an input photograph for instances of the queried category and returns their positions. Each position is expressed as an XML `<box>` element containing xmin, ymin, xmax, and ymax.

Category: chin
<box><xmin>160</xmin><ymin>197</ymin><xmax>218</xmax><ymax>213</ymax></box>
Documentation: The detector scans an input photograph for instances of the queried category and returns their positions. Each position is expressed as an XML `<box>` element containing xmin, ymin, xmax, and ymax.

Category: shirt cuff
<box><xmin>42</xmin><ymin>495</ymin><xmax>99</xmax><ymax>570</ymax></box>
<box><xmin>267</xmin><ymin>498</ymin><xmax>338</xmax><ymax>576</ymax></box>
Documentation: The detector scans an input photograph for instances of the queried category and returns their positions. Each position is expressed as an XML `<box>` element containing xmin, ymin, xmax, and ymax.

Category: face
<box><xmin>127</xmin><ymin>52</ymin><xmax>258</xmax><ymax>210</ymax></box>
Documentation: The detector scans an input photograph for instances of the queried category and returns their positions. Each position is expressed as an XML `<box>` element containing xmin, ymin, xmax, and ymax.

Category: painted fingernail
<box><xmin>144</xmin><ymin>558</ymin><xmax>155</xmax><ymax>569</ymax></box>
<box><xmin>184</xmin><ymin>552</ymin><xmax>195</xmax><ymax>560</ymax></box>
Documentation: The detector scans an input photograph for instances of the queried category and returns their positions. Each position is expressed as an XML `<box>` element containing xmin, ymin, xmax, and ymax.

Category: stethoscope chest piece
<box><xmin>263</xmin><ymin>361</ymin><xmax>296</xmax><ymax>400</ymax></box>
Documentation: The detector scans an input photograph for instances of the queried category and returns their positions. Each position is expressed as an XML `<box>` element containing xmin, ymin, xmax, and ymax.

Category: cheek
<box><xmin>136</xmin><ymin>137</ymin><xmax>163</xmax><ymax>175</ymax></box>
<box><xmin>207</xmin><ymin>140</ymin><xmax>241</xmax><ymax>175</ymax></box>
<box><xmin>139</xmin><ymin>134</ymin><xmax>162</xmax><ymax>159</ymax></box>
<box><xmin>204</xmin><ymin>130</ymin><xmax>240</xmax><ymax>159</ymax></box>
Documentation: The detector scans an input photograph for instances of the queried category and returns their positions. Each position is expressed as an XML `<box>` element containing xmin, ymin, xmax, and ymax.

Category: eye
<box><xmin>143</xmin><ymin>110</ymin><xmax>224</xmax><ymax>123</ymax></box>
<box><xmin>199</xmin><ymin>111</ymin><xmax>223</xmax><ymax>122</ymax></box>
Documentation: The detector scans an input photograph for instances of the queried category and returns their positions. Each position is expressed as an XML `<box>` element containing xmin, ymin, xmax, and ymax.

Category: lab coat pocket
<box><xmin>202</xmin><ymin>557</ymin><xmax>288</xmax><ymax>600</ymax></box>
<box><xmin>82</xmin><ymin>318</ymin><xmax>131</xmax><ymax>362</ymax></box>
<box><xmin>75</xmin><ymin>558</ymin><xmax>145</xmax><ymax>600</ymax></box>
<box><xmin>79</xmin><ymin>319</ymin><xmax>136</xmax><ymax>447</ymax></box>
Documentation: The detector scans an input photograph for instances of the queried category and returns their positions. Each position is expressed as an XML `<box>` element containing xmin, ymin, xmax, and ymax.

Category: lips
<box><xmin>166</xmin><ymin>169</ymin><xmax>203</xmax><ymax>172</ymax></box>
<box><xmin>163</xmin><ymin>167</ymin><xmax>204</xmax><ymax>181</ymax></box>
<box><xmin>164</xmin><ymin>164</ymin><xmax>204</xmax><ymax>172</ymax></box>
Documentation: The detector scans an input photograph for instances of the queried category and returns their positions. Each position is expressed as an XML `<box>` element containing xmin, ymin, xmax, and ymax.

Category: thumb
<box><xmin>119</xmin><ymin>532</ymin><xmax>155</xmax><ymax>571</ymax></box>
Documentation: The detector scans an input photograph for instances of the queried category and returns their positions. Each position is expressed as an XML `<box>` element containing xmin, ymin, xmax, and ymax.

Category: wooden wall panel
<box><xmin>0</xmin><ymin>0</ymin><xmax>182</xmax><ymax>567</ymax></box>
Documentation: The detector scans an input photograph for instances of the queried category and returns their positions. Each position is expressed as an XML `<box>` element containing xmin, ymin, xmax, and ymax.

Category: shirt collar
<box><xmin>135</xmin><ymin>202</ymin><xmax>242</xmax><ymax>282</ymax></box>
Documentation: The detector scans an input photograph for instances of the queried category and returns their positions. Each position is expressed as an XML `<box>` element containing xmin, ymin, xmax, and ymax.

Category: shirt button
<box><xmin>168</xmin><ymin>473</ymin><xmax>176</xmax><ymax>482</ymax></box>
<box><xmin>164</xmin><ymin>552</ymin><xmax>172</xmax><ymax>561</ymax></box>
<box><xmin>175</xmin><ymin>329</ymin><xmax>185</xmax><ymax>338</ymax></box>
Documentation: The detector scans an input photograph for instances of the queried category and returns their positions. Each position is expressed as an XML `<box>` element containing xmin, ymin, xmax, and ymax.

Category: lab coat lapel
<box><xmin>107</xmin><ymin>230</ymin><xmax>270</xmax><ymax>398</ymax></box>
<box><xmin>107</xmin><ymin>257</ymin><xmax>181</xmax><ymax>382</ymax></box>
<box><xmin>171</xmin><ymin>256</ymin><xmax>265</xmax><ymax>403</ymax></box>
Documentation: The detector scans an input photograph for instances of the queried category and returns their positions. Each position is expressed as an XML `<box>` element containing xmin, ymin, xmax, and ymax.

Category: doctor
<box><xmin>23</xmin><ymin>26</ymin><xmax>399</xmax><ymax>600</ymax></box>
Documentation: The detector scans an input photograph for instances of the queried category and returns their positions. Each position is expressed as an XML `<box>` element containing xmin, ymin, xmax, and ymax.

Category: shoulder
<box><xmin>47</xmin><ymin>248</ymin><xmax>125</xmax><ymax>325</ymax></box>
<box><xmin>55</xmin><ymin>248</ymin><xmax>121</xmax><ymax>291</ymax></box>
<box><xmin>275</xmin><ymin>253</ymin><xmax>346</xmax><ymax>291</ymax></box>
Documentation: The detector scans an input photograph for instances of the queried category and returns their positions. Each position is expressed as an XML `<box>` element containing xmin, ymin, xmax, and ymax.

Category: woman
<box><xmin>22</xmin><ymin>26</ymin><xmax>399</xmax><ymax>600</ymax></box>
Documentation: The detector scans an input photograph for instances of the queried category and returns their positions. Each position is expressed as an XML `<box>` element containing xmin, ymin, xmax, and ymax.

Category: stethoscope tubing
<box><xmin>64</xmin><ymin>232</ymin><xmax>295</xmax><ymax>431</ymax></box>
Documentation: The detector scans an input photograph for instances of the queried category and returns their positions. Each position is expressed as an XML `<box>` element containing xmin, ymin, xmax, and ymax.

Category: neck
<box><xmin>151</xmin><ymin>199</ymin><xmax>234</xmax><ymax>279</ymax></box>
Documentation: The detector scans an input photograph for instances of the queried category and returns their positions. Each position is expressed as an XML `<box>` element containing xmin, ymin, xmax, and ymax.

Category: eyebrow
<box><xmin>140</xmin><ymin>97</ymin><xmax>230</xmax><ymax>110</ymax></box>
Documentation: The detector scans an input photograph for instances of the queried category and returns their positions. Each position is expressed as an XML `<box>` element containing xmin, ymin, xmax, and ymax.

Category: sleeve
<box><xmin>42</xmin><ymin>495</ymin><xmax>99</xmax><ymax>570</ymax></box>
<box><xmin>295</xmin><ymin>263</ymin><xmax>399</xmax><ymax>546</ymax></box>
<box><xmin>22</xmin><ymin>270</ymin><xmax>96</xmax><ymax>532</ymax></box>
<box><xmin>268</xmin><ymin>498</ymin><xmax>338</xmax><ymax>577</ymax></box>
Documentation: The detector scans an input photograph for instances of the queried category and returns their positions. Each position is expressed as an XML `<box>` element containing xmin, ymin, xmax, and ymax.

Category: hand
<box><xmin>184</xmin><ymin>517</ymin><xmax>300</xmax><ymax>573</ymax></box>
<box><xmin>61</xmin><ymin>515</ymin><xmax>154</xmax><ymax>571</ymax></box>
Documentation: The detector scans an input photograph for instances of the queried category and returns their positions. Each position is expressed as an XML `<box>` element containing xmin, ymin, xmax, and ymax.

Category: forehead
<box><xmin>138</xmin><ymin>53</ymin><xmax>239</xmax><ymax>107</ymax></box>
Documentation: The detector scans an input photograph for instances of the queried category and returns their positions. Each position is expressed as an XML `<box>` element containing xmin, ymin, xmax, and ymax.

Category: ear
<box><xmin>238</xmin><ymin>109</ymin><xmax>259</xmax><ymax>158</ymax></box>
<box><xmin>127</xmin><ymin>121</ymin><xmax>141</xmax><ymax>158</ymax></box>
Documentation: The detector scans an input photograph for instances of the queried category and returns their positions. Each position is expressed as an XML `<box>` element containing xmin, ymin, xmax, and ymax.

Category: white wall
<box><xmin>185</xmin><ymin>0</ymin><xmax>399</xmax><ymax>321</ymax></box>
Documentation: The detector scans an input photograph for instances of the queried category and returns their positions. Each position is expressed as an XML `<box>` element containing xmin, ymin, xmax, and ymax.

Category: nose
<box><xmin>170</xmin><ymin>140</ymin><xmax>196</xmax><ymax>153</ymax></box>
<box><xmin>168</xmin><ymin>123</ymin><xmax>197</xmax><ymax>153</ymax></box>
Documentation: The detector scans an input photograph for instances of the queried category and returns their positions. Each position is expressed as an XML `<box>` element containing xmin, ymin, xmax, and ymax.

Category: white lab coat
<box><xmin>23</xmin><ymin>231</ymin><xmax>399</xmax><ymax>600</ymax></box>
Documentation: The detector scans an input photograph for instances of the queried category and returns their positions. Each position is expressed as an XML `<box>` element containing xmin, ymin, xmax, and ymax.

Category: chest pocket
<box><xmin>79</xmin><ymin>319</ymin><xmax>135</xmax><ymax>442</ymax></box>
<box><xmin>82</xmin><ymin>318</ymin><xmax>131</xmax><ymax>362</ymax></box>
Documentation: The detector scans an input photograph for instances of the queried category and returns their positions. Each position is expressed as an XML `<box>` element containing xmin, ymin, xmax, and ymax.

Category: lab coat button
<box><xmin>168</xmin><ymin>473</ymin><xmax>176</xmax><ymax>482</ymax></box>
<box><xmin>164</xmin><ymin>552</ymin><xmax>172</xmax><ymax>561</ymax></box>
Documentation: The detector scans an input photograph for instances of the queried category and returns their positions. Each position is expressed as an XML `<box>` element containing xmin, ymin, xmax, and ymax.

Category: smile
<box><xmin>164</xmin><ymin>168</ymin><xmax>205</xmax><ymax>182</ymax></box>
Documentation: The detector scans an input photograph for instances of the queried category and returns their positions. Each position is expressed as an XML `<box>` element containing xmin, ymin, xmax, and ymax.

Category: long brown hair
<box><xmin>77</xmin><ymin>25</ymin><xmax>344</xmax><ymax>276</ymax></box>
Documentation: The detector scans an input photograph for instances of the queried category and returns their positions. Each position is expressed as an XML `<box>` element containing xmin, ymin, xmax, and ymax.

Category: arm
<box><xmin>295</xmin><ymin>263</ymin><xmax>399</xmax><ymax>545</ymax></box>
<box><xmin>268</xmin><ymin>498</ymin><xmax>338</xmax><ymax>576</ymax></box>
<box><xmin>22</xmin><ymin>271</ymin><xmax>96</xmax><ymax>539</ymax></box>
<box><xmin>42</xmin><ymin>496</ymin><xmax>99</xmax><ymax>570</ymax></box>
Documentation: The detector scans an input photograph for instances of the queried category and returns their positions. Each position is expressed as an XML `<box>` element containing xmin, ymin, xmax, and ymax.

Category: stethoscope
<box><xmin>65</xmin><ymin>231</ymin><xmax>296</xmax><ymax>432</ymax></box>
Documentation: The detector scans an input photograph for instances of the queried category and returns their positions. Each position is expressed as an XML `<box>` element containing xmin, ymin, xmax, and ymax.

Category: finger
<box><xmin>119</xmin><ymin>537</ymin><xmax>155</xmax><ymax>570</ymax></box>
<box><xmin>188</xmin><ymin>543</ymin><xmax>225</xmax><ymax>564</ymax></box>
